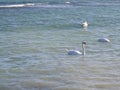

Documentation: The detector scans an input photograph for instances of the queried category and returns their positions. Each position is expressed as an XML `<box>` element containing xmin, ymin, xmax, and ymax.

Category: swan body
<box><xmin>67</xmin><ymin>50</ymin><xmax>82</xmax><ymax>55</ymax></box>
<box><xmin>98</xmin><ymin>38</ymin><xmax>110</xmax><ymax>42</ymax></box>
<box><xmin>82</xmin><ymin>21</ymin><xmax>88</xmax><ymax>28</ymax></box>
<box><xmin>66</xmin><ymin>41</ymin><xmax>86</xmax><ymax>56</ymax></box>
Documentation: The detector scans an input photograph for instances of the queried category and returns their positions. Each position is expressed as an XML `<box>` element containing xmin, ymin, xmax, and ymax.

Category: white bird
<box><xmin>98</xmin><ymin>38</ymin><xmax>110</xmax><ymax>42</ymax></box>
<box><xmin>82</xmin><ymin>21</ymin><xmax>88</xmax><ymax>28</ymax></box>
<box><xmin>65</xmin><ymin>1</ymin><xmax>70</xmax><ymax>4</ymax></box>
<box><xmin>66</xmin><ymin>41</ymin><xmax>86</xmax><ymax>56</ymax></box>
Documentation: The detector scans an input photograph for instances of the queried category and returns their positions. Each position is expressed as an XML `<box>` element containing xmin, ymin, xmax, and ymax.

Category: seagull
<box><xmin>82</xmin><ymin>21</ymin><xmax>88</xmax><ymax>28</ymax></box>
<box><xmin>66</xmin><ymin>41</ymin><xmax>86</xmax><ymax>56</ymax></box>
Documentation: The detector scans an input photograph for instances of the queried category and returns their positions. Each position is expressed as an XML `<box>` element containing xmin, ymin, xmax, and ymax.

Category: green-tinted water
<box><xmin>0</xmin><ymin>0</ymin><xmax>120</xmax><ymax>90</ymax></box>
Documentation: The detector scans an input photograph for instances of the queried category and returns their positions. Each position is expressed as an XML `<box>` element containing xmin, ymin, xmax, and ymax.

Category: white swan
<box><xmin>82</xmin><ymin>21</ymin><xmax>88</xmax><ymax>28</ymax></box>
<box><xmin>98</xmin><ymin>38</ymin><xmax>110</xmax><ymax>42</ymax></box>
<box><xmin>66</xmin><ymin>41</ymin><xmax>86</xmax><ymax>56</ymax></box>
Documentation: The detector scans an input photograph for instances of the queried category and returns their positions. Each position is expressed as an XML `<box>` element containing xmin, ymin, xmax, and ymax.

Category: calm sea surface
<box><xmin>0</xmin><ymin>0</ymin><xmax>120</xmax><ymax>90</ymax></box>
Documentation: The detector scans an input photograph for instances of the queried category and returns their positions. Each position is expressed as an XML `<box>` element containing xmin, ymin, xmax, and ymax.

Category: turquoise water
<box><xmin>0</xmin><ymin>0</ymin><xmax>120</xmax><ymax>90</ymax></box>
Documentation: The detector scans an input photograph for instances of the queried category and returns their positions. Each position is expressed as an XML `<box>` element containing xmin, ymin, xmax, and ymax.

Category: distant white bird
<box><xmin>66</xmin><ymin>41</ymin><xmax>86</xmax><ymax>56</ymax></box>
<box><xmin>98</xmin><ymin>38</ymin><xmax>110</xmax><ymax>42</ymax></box>
<box><xmin>65</xmin><ymin>1</ymin><xmax>70</xmax><ymax>4</ymax></box>
<box><xmin>82</xmin><ymin>21</ymin><xmax>88</xmax><ymax>28</ymax></box>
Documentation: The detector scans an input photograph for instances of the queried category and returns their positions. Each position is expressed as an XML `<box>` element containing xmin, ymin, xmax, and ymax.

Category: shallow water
<box><xmin>0</xmin><ymin>0</ymin><xmax>120</xmax><ymax>90</ymax></box>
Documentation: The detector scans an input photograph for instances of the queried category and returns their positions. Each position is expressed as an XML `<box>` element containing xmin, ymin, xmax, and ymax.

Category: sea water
<box><xmin>0</xmin><ymin>0</ymin><xmax>120</xmax><ymax>90</ymax></box>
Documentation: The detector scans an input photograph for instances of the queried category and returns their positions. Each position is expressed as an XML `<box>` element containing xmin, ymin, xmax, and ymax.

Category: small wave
<box><xmin>0</xmin><ymin>3</ymin><xmax>72</xmax><ymax>9</ymax></box>
<box><xmin>0</xmin><ymin>1</ymin><xmax>120</xmax><ymax>9</ymax></box>
<box><xmin>0</xmin><ymin>3</ymin><xmax>34</xmax><ymax>8</ymax></box>
<box><xmin>33</xmin><ymin>3</ymin><xmax>72</xmax><ymax>8</ymax></box>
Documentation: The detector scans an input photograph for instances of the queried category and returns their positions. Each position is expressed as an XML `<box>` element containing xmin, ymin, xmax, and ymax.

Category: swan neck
<box><xmin>82</xmin><ymin>44</ymin><xmax>86</xmax><ymax>56</ymax></box>
<box><xmin>82</xmin><ymin>47</ymin><xmax>85</xmax><ymax>56</ymax></box>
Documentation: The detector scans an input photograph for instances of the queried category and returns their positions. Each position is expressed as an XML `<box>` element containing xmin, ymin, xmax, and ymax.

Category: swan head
<box><xmin>82</xmin><ymin>41</ymin><xmax>86</xmax><ymax>47</ymax></box>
